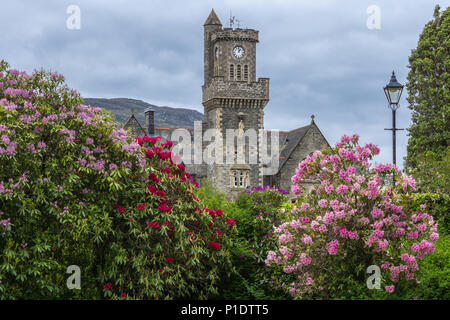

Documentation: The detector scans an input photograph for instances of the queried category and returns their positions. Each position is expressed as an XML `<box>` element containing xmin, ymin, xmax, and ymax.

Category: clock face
<box><xmin>232</xmin><ymin>46</ymin><xmax>245</xmax><ymax>59</ymax></box>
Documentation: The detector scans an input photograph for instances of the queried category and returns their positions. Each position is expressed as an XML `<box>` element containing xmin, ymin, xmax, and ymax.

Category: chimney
<box><xmin>145</xmin><ymin>107</ymin><xmax>155</xmax><ymax>136</ymax></box>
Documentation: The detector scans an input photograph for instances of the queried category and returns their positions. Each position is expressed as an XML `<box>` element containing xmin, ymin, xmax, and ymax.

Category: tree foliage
<box><xmin>405</xmin><ymin>5</ymin><xmax>450</xmax><ymax>193</ymax></box>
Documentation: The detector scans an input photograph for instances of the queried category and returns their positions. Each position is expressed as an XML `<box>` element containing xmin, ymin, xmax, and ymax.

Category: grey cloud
<box><xmin>1</xmin><ymin>0</ymin><xmax>448</xmax><ymax>167</ymax></box>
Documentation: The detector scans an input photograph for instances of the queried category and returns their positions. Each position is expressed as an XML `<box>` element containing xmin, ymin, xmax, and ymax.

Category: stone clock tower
<box><xmin>202</xmin><ymin>9</ymin><xmax>270</xmax><ymax>193</ymax></box>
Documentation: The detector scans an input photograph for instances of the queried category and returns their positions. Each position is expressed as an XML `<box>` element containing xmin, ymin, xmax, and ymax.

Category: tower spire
<box><xmin>204</xmin><ymin>9</ymin><xmax>222</xmax><ymax>26</ymax></box>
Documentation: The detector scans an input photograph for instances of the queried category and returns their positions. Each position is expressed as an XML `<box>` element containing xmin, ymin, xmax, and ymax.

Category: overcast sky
<box><xmin>1</xmin><ymin>0</ymin><xmax>448</xmax><ymax>168</ymax></box>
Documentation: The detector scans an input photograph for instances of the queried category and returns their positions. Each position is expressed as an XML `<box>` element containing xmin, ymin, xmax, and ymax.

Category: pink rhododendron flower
<box><xmin>326</xmin><ymin>240</ymin><xmax>339</xmax><ymax>255</ymax></box>
<box><xmin>385</xmin><ymin>285</ymin><xmax>395</xmax><ymax>293</ymax></box>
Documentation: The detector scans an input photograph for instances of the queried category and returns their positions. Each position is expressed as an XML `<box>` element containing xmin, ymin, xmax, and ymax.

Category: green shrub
<box><xmin>411</xmin><ymin>193</ymin><xmax>449</xmax><ymax>232</ymax></box>
<box><xmin>0</xmin><ymin>61</ymin><xmax>234</xmax><ymax>299</ymax></box>
<box><xmin>198</xmin><ymin>182</ymin><xmax>290</xmax><ymax>299</ymax></box>
<box><xmin>414</xmin><ymin>224</ymin><xmax>450</xmax><ymax>299</ymax></box>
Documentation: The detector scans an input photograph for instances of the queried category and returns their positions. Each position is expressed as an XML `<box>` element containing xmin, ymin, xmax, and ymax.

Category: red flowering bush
<box><xmin>266</xmin><ymin>134</ymin><xmax>439</xmax><ymax>299</ymax></box>
<box><xmin>101</xmin><ymin>136</ymin><xmax>235</xmax><ymax>299</ymax></box>
<box><xmin>0</xmin><ymin>61</ymin><xmax>234</xmax><ymax>299</ymax></box>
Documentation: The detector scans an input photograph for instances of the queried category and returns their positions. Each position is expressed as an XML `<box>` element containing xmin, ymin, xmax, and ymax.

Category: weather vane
<box><xmin>229</xmin><ymin>11</ymin><xmax>235</xmax><ymax>28</ymax></box>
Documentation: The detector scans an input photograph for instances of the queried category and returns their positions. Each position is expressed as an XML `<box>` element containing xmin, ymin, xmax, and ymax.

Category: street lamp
<box><xmin>384</xmin><ymin>71</ymin><xmax>404</xmax><ymax>177</ymax></box>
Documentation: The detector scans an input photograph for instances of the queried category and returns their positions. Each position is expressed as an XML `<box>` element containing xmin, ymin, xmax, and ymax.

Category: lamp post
<box><xmin>383</xmin><ymin>71</ymin><xmax>404</xmax><ymax>180</ymax></box>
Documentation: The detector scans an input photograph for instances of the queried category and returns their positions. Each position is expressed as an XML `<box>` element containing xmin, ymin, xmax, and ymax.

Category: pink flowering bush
<box><xmin>0</xmin><ymin>60</ymin><xmax>234</xmax><ymax>299</ymax></box>
<box><xmin>266</xmin><ymin>134</ymin><xmax>439</xmax><ymax>299</ymax></box>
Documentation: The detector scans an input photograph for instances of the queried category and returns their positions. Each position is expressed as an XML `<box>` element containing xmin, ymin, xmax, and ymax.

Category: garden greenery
<box><xmin>0</xmin><ymin>60</ymin><xmax>234</xmax><ymax>299</ymax></box>
<box><xmin>0</xmin><ymin>60</ymin><xmax>445</xmax><ymax>300</ymax></box>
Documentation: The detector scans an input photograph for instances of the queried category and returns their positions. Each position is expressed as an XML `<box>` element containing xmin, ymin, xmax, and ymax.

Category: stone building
<box><xmin>124</xmin><ymin>9</ymin><xmax>330</xmax><ymax>195</ymax></box>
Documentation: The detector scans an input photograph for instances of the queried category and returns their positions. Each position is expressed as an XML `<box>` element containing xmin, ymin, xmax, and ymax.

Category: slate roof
<box><xmin>270</xmin><ymin>124</ymin><xmax>311</xmax><ymax>172</ymax></box>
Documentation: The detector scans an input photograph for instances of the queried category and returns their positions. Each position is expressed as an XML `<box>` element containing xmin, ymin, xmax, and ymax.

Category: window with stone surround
<box><xmin>244</xmin><ymin>65</ymin><xmax>248</xmax><ymax>81</ymax></box>
<box><xmin>229</xmin><ymin>64</ymin><xmax>235</xmax><ymax>80</ymax></box>
<box><xmin>237</xmin><ymin>65</ymin><xmax>242</xmax><ymax>80</ymax></box>
<box><xmin>231</xmin><ymin>170</ymin><xmax>249</xmax><ymax>188</ymax></box>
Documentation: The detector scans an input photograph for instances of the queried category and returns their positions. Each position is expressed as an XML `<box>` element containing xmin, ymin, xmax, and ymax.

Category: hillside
<box><xmin>83</xmin><ymin>98</ymin><xmax>204</xmax><ymax>128</ymax></box>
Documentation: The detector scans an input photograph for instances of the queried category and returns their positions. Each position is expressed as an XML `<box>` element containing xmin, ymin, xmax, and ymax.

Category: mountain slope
<box><xmin>83</xmin><ymin>98</ymin><xmax>203</xmax><ymax>128</ymax></box>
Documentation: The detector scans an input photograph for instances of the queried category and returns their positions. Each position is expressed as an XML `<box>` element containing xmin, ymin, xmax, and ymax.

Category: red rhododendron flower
<box><xmin>215</xmin><ymin>209</ymin><xmax>223</xmax><ymax>216</ymax></box>
<box><xmin>147</xmin><ymin>185</ymin><xmax>157</xmax><ymax>193</ymax></box>
<box><xmin>226</xmin><ymin>218</ymin><xmax>236</xmax><ymax>226</ymax></box>
<box><xmin>149</xmin><ymin>172</ymin><xmax>158</xmax><ymax>181</ymax></box>
<box><xmin>206</xmin><ymin>208</ymin><xmax>217</xmax><ymax>218</ymax></box>
<box><xmin>192</xmin><ymin>181</ymin><xmax>199</xmax><ymax>188</ymax></box>
<box><xmin>163</xmin><ymin>220</ymin><xmax>171</xmax><ymax>226</ymax></box>
<box><xmin>104</xmin><ymin>282</ymin><xmax>112</xmax><ymax>290</ymax></box>
<box><xmin>145</xmin><ymin>149</ymin><xmax>154</xmax><ymax>158</ymax></box>
<box><xmin>121</xmin><ymin>293</ymin><xmax>128</xmax><ymax>298</ymax></box>
<box><xmin>115</xmin><ymin>205</ymin><xmax>125</xmax><ymax>213</ymax></box>
<box><xmin>134</xmin><ymin>137</ymin><xmax>143</xmax><ymax>146</ymax></box>
<box><xmin>158</xmin><ymin>151</ymin><xmax>171</xmax><ymax>160</ymax></box>
<box><xmin>137</xmin><ymin>203</ymin><xmax>146</xmax><ymax>210</ymax></box>
<box><xmin>149</xmin><ymin>172</ymin><xmax>161</xmax><ymax>184</ymax></box>
<box><xmin>158</xmin><ymin>204</ymin><xmax>171</xmax><ymax>213</ymax></box>
<box><xmin>156</xmin><ymin>190</ymin><xmax>165</xmax><ymax>197</ymax></box>
<box><xmin>147</xmin><ymin>221</ymin><xmax>160</xmax><ymax>228</ymax></box>
<box><xmin>151</xmin><ymin>136</ymin><xmax>162</xmax><ymax>143</ymax></box>
<box><xmin>142</xmin><ymin>136</ymin><xmax>151</xmax><ymax>143</ymax></box>
<box><xmin>149</xmin><ymin>137</ymin><xmax>160</xmax><ymax>144</ymax></box>
<box><xmin>162</xmin><ymin>140</ymin><xmax>173</xmax><ymax>148</ymax></box>
<box><xmin>166</xmin><ymin>257</ymin><xmax>174</xmax><ymax>264</ymax></box>
<box><xmin>158</xmin><ymin>267</ymin><xmax>166</xmax><ymax>273</ymax></box>
<box><xmin>208</xmin><ymin>241</ymin><xmax>220</xmax><ymax>250</ymax></box>
<box><xmin>177</xmin><ymin>164</ymin><xmax>185</xmax><ymax>171</ymax></box>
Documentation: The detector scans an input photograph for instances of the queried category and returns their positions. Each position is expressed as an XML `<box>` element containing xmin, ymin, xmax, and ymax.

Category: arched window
<box><xmin>229</xmin><ymin>64</ymin><xmax>235</xmax><ymax>80</ymax></box>
<box><xmin>214</xmin><ymin>47</ymin><xmax>219</xmax><ymax>76</ymax></box>
<box><xmin>244</xmin><ymin>65</ymin><xmax>248</xmax><ymax>81</ymax></box>
<box><xmin>237</xmin><ymin>65</ymin><xmax>242</xmax><ymax>80</ymax></box>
